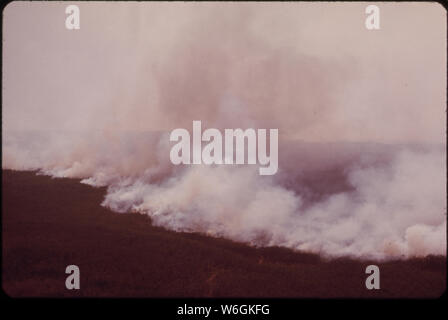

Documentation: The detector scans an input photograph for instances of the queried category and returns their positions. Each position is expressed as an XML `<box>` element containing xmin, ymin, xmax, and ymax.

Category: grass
<box><xmin>2</xmin><ymin>169</ymin><xmax>446</xmax><ymax>297</ymax></box>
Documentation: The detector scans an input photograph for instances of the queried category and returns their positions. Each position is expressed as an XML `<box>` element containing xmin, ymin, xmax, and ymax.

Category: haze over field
<box><xmin>3</xmin><ymin>2</ymin><xmax>446</xmax><ymax>259</ymax></box>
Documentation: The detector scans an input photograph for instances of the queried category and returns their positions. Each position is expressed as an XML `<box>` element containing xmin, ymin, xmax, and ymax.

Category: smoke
<box><xmin>97</xmin><ymin>145</ymin><xmax>445</xmax><ymax>259</ymax></box>
<box><xmin>2</xmin><ymin>2</ymin><xmax>446</xmax><ymax>260</ymax></box>
<box><xmin>4</xmin><ymin>130</ymin><xmax>445</xmax><ymax>259</ymax></box>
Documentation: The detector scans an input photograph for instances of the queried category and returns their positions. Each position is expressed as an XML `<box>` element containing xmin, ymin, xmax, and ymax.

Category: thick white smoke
<box><xmin>4</xmin><ymin>130</ymin><xmax>445</xmax><ymax>260</ymax></box>
<box><xmin>100</xmin><ymin>146</ymin><xmax>446</xmax><ymax>260</ymax></box>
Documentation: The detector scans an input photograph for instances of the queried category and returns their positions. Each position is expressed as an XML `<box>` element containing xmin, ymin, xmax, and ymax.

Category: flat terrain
<box><xmin>2</xmin><ymin>170</ymin><xmax>446</xmax><ymax>297</ymax></box>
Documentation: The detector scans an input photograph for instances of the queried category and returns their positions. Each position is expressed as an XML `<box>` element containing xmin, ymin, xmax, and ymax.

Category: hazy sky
<box><xmin>3</xmin><ymin>1</ymin><xmax>446</xmax><ymax>143</ymax></box>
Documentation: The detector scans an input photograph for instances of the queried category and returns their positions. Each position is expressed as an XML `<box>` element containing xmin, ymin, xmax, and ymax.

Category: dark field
<box><xmin>2</xmin><ymin>170</ymin><xmax>446</xmax><ymax>297</ymax></box>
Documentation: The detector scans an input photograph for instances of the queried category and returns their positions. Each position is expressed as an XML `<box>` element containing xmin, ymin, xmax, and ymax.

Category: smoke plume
<box><xmin>2</xmin><ymin>2</ymin><xmax>446</xmax><ymax>259</ymax></box>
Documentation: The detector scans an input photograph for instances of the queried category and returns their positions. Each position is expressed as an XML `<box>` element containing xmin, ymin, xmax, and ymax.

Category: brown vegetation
<box><xmin>2</xmin><ymin>170</ymin><xmax>445</xmax><ymax>298</ymax></box>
